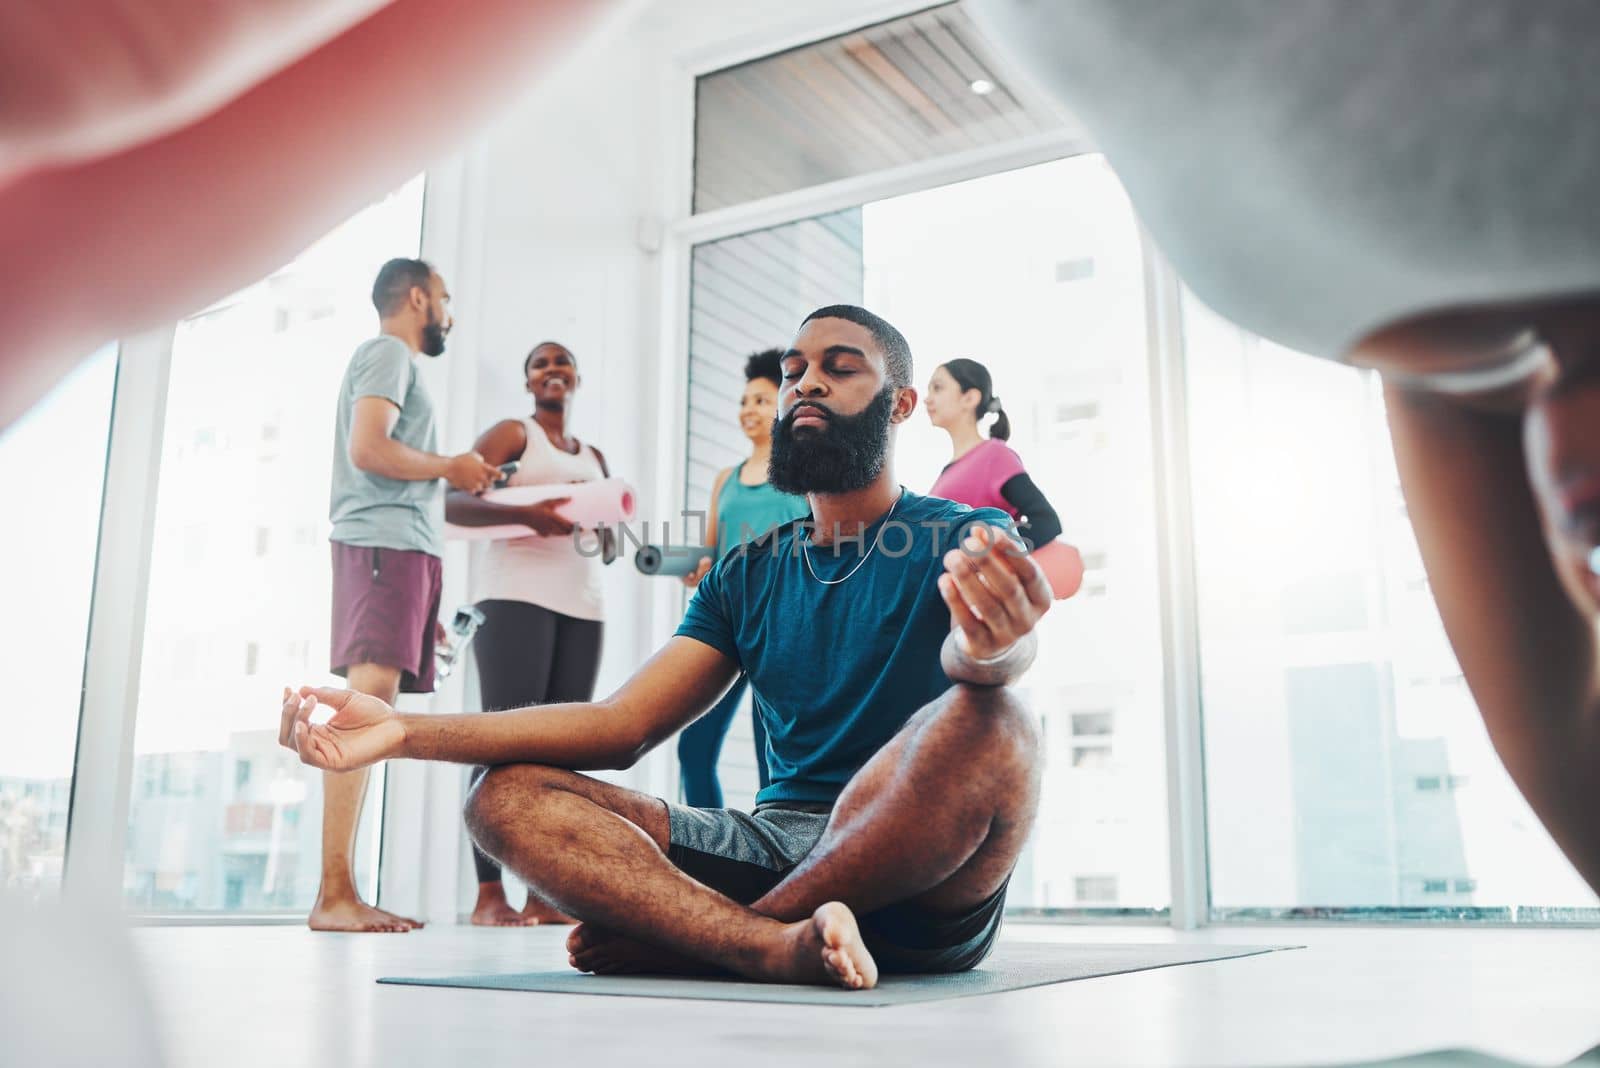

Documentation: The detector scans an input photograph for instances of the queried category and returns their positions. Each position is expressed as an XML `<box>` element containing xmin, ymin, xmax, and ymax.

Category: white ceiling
<box><xmin>692</xmin><ymin>2</ymin><xmax>1076</xmax><ymax>212</ymax></box>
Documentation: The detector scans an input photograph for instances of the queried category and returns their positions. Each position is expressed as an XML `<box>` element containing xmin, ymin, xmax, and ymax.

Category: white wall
<box><xmin>397</xmin><ymin>1</ymin><xmax>948</xmax><ymax>918</ymax></box>
<box><xmin>462</xmin><ymin>37</ymin><xmax>668</xmax><ymax>724</ymax></box>
<box><xmin>442</xmin><ymin>0</ymin><xmax>941</xmax><ymax>767</ymax></box>
<box><xmin>637</xmin><ymin>0</ymin><xmax>941</xmax><ymax>73</ymax></box>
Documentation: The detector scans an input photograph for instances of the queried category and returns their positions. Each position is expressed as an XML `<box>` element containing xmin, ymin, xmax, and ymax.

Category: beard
<box><xmin>420</xmin><ymin>310</ymin><xmax>447</xmax><ymax>357</ymax></box>
<box><xmin>768</xmin><ymin>386</ymin><xmax>894</xmax><ymax>495</ymax></box>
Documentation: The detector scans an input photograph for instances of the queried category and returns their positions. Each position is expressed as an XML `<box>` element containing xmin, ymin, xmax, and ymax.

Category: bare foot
<box><xmin>372</xmin><ymin>905</ymin><xmax>423</xmax><ymax>930</ymax></box>
<box><xmin>521</xmin><ymin>898</ymin><xmax>576</xmax><ymax>926</ymax></box>
<box><xmin>566</xmin><ymin>923</ymin><xmax>719</xmax><ymax>976</ymax></box>
<box><xmin>472</xmin><ymin>900</ymin><xmax>540</xmax><ymax>927</ymax></box>
<box><xmin>308</xmin><ymin>897</ymin><xmax>421</xmax><ymax>933</ymax></box>
<box><xmin>778</xmin><ymin>902</ymin><xmax>878</xmax><ymax>990</ymax></box>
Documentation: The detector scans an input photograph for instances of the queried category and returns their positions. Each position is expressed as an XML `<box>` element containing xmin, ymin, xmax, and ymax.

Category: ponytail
<box><xmin>943</xmin><ymin>357</ymin><xmax>1012</xmax><ymax>440</ymax></box>
<box><xmin>987</xmin><ymin>396</ymin><xmax>1012</xmax><ymax>441</ymax></box>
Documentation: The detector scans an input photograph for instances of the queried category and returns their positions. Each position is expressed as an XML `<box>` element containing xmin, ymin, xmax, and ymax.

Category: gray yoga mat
<box><xmin>1289</xmin><ymin>1044</ymin><xmax>1600</xmax><ymax>1068</ymax></box>
<box><xmin>634</xmin><ymin>544</ymin><xmax>713</xmax><ymax>577</ymax></box>
<box><xmin>379</xmin><ymin>941</ymin><xmax>1294</xmax><ymax>1007</ymax></box>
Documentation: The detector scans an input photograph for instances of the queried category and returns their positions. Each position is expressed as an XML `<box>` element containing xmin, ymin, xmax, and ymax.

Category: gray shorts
<box><xmin>665</xmin><ymin>801</ymin><xmax>1007</xmax><ymax>975</ymax></box>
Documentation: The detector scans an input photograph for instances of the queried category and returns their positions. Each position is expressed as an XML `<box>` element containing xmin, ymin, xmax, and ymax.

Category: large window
<box><xmin>680</xmin><ymin>128</ymin><xmax>1600</xmax><ymax>922</ymax></box>
<box><xmin>0</xmin><ymin>346</ymin><xmax>118</xmax><ymax>899</ymax></box>
<box><xmin>864</xmin><ymin>157</ymin><xmax>1171</xmax><ymax>911</ymax></box>
<box><xmin>124</xmin><ymin>178</ymin><xmax>425</xmax><ymax>913</ymax></box>
<box><xmin>1186</xmin><ymin>297</ymin><xmax>1600</xmax><ymax>918</ymax></box>
<box><xmin>680</xmin><ymin>6</ymin><xmax>1600</xmax><ymax>922</ymax></box>
<box><xmin>683</xmin><ymin>156</ymin><xmax>1173</xmax><ymax>913</ymax></box>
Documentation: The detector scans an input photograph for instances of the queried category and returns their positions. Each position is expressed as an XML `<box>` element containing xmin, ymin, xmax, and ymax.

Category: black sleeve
<box><xmin>999</xmin><ymin>473</ymin><xmax>1062</xmax><ymax>548</ymax></box>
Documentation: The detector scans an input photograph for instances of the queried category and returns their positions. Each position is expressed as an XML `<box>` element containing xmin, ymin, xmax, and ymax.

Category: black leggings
<box><xmin>470</xmin><ymin>599</ymin><xmax>603</xmax><ymax>883</ymax></box>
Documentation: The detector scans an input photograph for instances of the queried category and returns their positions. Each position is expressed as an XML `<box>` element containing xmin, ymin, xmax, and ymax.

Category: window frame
<box><xmin>64</xmin><ymin>327</ymin><xmax>173</xmax><ymax>906</ymax></box>
<box><xmin>666</xmin><ymin>133</ymin><xmax>1190</xmax><ymax>924</ymax></box>
<box><xmin>62</xmin><ymin>167</ymin><xmax>466</xmax><ymax>922</ymax></box>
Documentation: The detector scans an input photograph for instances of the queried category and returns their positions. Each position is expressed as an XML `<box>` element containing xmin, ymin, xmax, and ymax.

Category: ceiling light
<box><xmin>969</xmin><ymin>78</ymin><xmax>996</xmax><ymax>96</ymax></box>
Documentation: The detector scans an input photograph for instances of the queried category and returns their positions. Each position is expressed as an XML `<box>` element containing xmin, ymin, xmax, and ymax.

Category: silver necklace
<box><xmin>802</xmin><ymin>489</ymin><xmax>904</xmax><ymax>586</ymax></box>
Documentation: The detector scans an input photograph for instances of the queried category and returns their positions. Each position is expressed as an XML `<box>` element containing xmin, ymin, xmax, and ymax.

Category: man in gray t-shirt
<box><xmin>312</xmin><ymin>257</ymin><xmax>499</xmax><ymax>934</ymax></box>
<box><xmin>330</xmin><ymin>334</ymin><xmax>446</xmax><ymax>556</ymax></box>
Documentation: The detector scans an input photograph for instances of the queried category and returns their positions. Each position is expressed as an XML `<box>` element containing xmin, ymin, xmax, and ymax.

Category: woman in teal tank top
<box><xmin>678</xmin><ymin>350</ymin><xmax>810</xmax><ymax>807</ymax></box>
<box><xmin>712</xmin><ymin>472</ymin><xmax>810</xmax><ymax>556</ymax></box>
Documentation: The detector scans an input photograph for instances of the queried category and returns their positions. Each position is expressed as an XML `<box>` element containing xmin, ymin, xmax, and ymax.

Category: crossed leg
<box><xmin>465</xmin><ymin>683</ymin><xmax>1040</xmax><ymax>987</ymax></box>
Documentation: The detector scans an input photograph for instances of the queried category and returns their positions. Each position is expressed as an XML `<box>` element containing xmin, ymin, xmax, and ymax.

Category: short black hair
<box><xmin>744</xmin><ymin>348</ymin><xmax>785</xmax><ymax>387</ymax></box>
<box><xmin>799</xmin><ymin>305</ymin><xmax>913</xmax><ymax>389</ymax></box>
<box><xmin>371</xmin><ymin>258</ymin><xmax>435</xmax><ymax>316</ymax></box>
<box><xmin>523</xmin><ymin>340</ymin><xmax>575</xmax><ymax>375</ymax></box>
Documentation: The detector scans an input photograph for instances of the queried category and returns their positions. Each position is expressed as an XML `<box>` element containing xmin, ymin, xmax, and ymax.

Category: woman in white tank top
<box><xmin>444</xmin><ymin>340</ymin><xmax>616</xmax><ymax>926</ymax></box>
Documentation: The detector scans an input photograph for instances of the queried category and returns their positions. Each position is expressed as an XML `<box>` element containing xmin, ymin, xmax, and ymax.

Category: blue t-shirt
<box><xmin>676</xmin><ymin>490</ymin><xmax>1012</xmax><ymax>806</ymax></box>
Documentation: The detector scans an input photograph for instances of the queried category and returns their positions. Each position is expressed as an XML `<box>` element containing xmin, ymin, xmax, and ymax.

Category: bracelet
<box><xmin>955</xmin><ymin>633</ymin><xmax>1023</xmax><ymax>666</ymax></box>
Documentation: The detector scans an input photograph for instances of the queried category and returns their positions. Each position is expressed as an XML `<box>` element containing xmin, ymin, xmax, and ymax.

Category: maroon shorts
<box><xmin>330</xmin><ymin>541</ymin><xmax>442</xmax><ymax>694</ymax></box>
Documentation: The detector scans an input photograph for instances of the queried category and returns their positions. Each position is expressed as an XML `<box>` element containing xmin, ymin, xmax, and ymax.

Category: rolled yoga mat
<box><xmin>1032</xmin><ymin>539</ymin><xmax>1085</xmax><ymax>600</ymax></box>
<box><xmin>446</xmin><ymin>478</ymin><xmax>636</xmax><ymax>540</ymax></box>
<box><xmin>635</xmin><ymin>544</ymin><xmax>714</xmax><ymax>577</ymax></box>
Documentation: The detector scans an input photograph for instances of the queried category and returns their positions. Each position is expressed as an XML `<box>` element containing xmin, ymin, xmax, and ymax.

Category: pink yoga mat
<box><xmin>446</xmin><ymin>478</ymin><xmax>636</xmax><ymax>540</ymax></box>
<box><xmin>1032</xmin><ymin>540</ymin><xmax>1085</xmax><ymax>600</ymax></box>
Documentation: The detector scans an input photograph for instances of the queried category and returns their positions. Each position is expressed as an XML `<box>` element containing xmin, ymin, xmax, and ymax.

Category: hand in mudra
<box><xmin>278</xmin><ymin>685</ymin><xmax>405</xmax><ymax>772</ymax></box>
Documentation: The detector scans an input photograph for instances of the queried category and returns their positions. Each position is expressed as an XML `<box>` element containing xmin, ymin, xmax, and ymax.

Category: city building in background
<box><xmin>0</xmin><ymin>347</ymin><xmax>117</xmax><ymax>898</ymax></box>
<box><xmin>1185</xmin><ymin>303</ymin><xmax>1597</xmax><ymax>914</ymax></box>
<box><xmin>864</xmin><ymin>156</ymin><xmax>1170</xmax><ymax>911</ymax></box>
<box><xmin>683</xmin><ymin>152</ymin><xmax>1595</xmax><ymax>917</ymax></box>
<box><xmin>120</xmin><ymin>177</ymin><xmax>425</xmax><ymax>912</ymax></box>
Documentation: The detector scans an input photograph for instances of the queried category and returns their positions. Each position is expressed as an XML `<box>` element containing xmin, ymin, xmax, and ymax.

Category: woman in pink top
<box><xmin>926</xmin><ymin>358</ymin><xmax>1062</xmax><ymax>550</ymax></box>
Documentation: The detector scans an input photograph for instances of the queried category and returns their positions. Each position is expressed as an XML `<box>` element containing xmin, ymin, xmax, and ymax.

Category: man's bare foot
<box><xmin>570</xmin><ymin>905</ymin><xmax>876</xmax><ymax>988</ymax></box>
<box><xmin>308</xmin><ymin>897</ymin><xmax>422</xmax><ymax>933</ymax></box>
<box><xmin>566</xmin><ymin>923</ymin><xmax>719</xmax><ymax>976</ymax></box>
<box><xmin>363</xmin><ymin>901</ymin><xmax>422</xmax><ymax>929</ymax></box>
<box><xmin>777</xmin><ymin>902</ymin><xmax>878</xmax><ymax>990</ymax></box>
<box><xmin>472</xmin><ymin>900</ymin><xmax>540</xmax><ymax>927</ymax></box>
<box><xmin>470</xmin><ymin>883</ymin><xmax>540</xmax><ymax>927</ymax></box>
<box><xmin>521</xmin><ymin>898</ymin><xmax>576</xmax><ymax>925</ymax></box>
<box><xmin>375</xmin><ymin>906</ymin><xmax>424</xmax><ymax>930</ymax></box>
